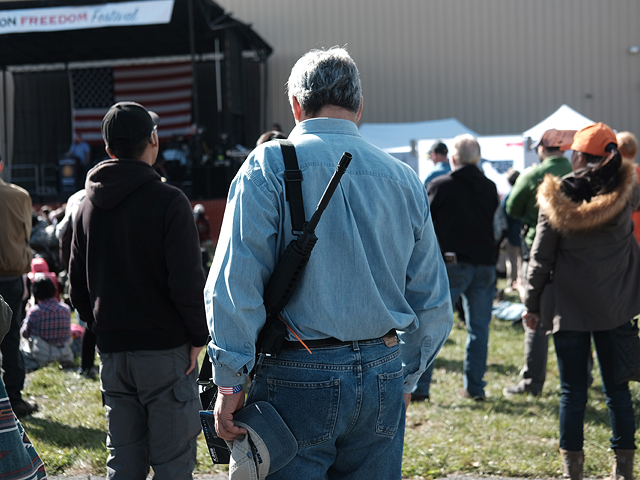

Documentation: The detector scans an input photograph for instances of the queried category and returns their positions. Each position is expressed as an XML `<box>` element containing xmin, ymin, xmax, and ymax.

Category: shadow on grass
<box><xmin>433</xmin><ymin>357</ymin><xmax>521</xmax><ymax>375</ymax></box>
<box><xmin>486</xmin><ymin>393</ymin><xmax>620</xmax><ymax>430</ymax></box>
<box><xmin>21</xmin><ymin>417</ymin><xmax>105</xmax><ymax>449</ymax></box>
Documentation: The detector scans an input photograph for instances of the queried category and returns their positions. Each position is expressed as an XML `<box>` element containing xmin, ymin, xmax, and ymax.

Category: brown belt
<box><xmin>279</xmin><ymin>329</ymin><xmax>397</xmax><ymax>352</ymax></box>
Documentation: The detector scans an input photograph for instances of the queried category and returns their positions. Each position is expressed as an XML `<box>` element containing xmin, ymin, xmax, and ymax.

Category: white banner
<box><xmin>0</xmin><ymin>0</ymin><xmax>175</xmax><ymax>35</ymax></box>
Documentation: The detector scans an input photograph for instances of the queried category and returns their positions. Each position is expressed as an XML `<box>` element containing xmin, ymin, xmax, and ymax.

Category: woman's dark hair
<box><xmin>562</xmin><ymin>143</ymin><xmax>622</xmax><ymax>202</ymax></box>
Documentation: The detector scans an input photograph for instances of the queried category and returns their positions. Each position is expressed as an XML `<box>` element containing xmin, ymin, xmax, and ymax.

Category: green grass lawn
<box><xmin>19</xmin><ymin>280</ymin><xmax>640</xmax><ymax>478</ymax></box>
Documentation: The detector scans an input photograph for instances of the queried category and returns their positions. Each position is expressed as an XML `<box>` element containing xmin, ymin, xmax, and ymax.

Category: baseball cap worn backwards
<box><xmin>531</xmin><ymin>129</ymin><xmax>577</xmax><ymax>151</ymax></box>
<box><xmin>226</xmin><ymin>401</ymin><xmax>297</xmax><ymax>480</ymax></box>
<box><xmin>101</xmin><ymin>102</ymin><xmax>157</xmax><ymax>147</ymax></box>
<box><xmin>570</xmin><ymin>122</ymin><xmax>618</xmax><ymax>157</ymax></box>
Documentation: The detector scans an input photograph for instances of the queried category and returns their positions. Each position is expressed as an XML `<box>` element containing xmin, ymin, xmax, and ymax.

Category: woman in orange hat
<box><xmin>521</xmin><ymin>122</ymin><xmax>640</xmax><ymax>480</ymax></box>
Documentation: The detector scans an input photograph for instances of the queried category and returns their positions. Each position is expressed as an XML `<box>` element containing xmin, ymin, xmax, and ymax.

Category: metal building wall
<box><xmin>216</xmin><ymin>0</ymin><xmax>640</xmax><ymax>138</ymax></box>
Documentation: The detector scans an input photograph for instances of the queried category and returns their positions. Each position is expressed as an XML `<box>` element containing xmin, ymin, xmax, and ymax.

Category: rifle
<box><xmin>257</xmin><ymin>151</ymin><xmax>353</xmax><ymax>354</ymax></box>
<box><xmin>198</xmin><ymin>147</ymin><xmax>351</xmax><ymax>466</ymax></box>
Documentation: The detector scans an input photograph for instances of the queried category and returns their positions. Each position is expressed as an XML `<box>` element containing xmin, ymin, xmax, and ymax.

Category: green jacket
<box><xmin>505</xmin><ymin>155</ymin><xmax>572</xmax><ymax>248</ymax></box>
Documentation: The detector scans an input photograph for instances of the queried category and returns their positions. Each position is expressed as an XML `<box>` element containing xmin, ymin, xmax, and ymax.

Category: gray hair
<box><xmin>452</xmin><ymin>134</ymin><xmax>481</xmax><ymax>165</ymax></box>
<box><xmin>287</xmin><ymin>47</ymin><xmax>362</xmax><ymax>117</ymax></box>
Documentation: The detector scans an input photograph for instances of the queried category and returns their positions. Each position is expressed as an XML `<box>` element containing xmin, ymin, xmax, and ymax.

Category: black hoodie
<box><xmin>427</xmin><ymin>164</ymin><xmax>499</xmax><ymax>265</ymax></box>
<box><xmin>69</xmin><ymin>159</ymin><xmax>208</xmax><ymax>352</ymax></box>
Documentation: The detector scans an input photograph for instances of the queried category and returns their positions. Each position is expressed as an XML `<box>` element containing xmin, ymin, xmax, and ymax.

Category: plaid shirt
<box><xmin>21</xmin><ymin>298</ymin><xmax>71</xmax><ymax>346</ymax></box>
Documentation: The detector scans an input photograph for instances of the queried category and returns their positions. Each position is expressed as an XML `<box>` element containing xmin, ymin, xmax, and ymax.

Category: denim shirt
<box><xmin>205</xmin><ymin>118</ymin><xmax>453</xmax><ymax>391</ymax></box>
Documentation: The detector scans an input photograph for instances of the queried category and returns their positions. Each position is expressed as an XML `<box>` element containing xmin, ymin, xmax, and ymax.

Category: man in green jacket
<box><xmin>503</xmin><ymin>129</ymin><xmax>574</xmax><ymax>396</ymax></box>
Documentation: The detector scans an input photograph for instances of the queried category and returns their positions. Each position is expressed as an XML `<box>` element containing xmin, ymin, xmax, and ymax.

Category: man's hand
<box><xmin>522</xmin><ymin>311</ymin><xmax>539</xmax><ymax>330</ymax></box>
<box><xmin>214</xmin><ymin>390</ymin><xmax>247</xmax><ymax>441</ymax></box>
<box><xmin>404</xmin><ymin>393</ymin><xmax>411</xmax><ymax>411</ymax></box>
<box><xmin>186</xmin><ymin>344</ymin><xmax>204</xmax><ymax>375</ymax></box>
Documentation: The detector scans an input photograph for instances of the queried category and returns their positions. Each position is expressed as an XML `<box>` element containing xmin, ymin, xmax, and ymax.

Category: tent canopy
<box><xmin>359</xmin><ymin>118</ymin><xmax>478</xmax><ymax>151</ymax></box>
<box><xmin>523</xmin><ymin>104</ymin><xmax>594</xmax><ymax>141</ymax></box>
<box><xmin>0</xmin><ymin>0</ymin><xmax>272</xmax><ymax>67</ymax></box>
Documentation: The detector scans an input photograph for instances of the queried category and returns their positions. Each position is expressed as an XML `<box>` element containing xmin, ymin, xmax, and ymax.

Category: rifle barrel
<box><xmin>307</xmin><ymin>152</ymin><xmax>352</xmax><ymax>232</ymax></box>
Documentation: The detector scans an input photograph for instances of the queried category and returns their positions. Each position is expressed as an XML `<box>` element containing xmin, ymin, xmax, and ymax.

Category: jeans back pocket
<box><xmin>267</xmin><ymin>378</ymin><xmax>339</xmax><ymax>448</ymax></box>
<box><xmin>376</xmin><ymin>369</ymin><xmax>404</xmax><ymax>436</ymax></box>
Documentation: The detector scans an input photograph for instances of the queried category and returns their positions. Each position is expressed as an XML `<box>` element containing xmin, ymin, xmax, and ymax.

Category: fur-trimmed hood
<box><xmin>536</xmin><ymin>158</ymin><xmax>638</xmax><ymax>233</ymax></box>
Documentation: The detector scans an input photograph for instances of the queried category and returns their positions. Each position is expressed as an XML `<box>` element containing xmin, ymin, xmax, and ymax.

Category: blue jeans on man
<box><xmin>247</xmin><ymin>337</ymin><xmax>406</xmax><ymax>479</ymax></box>
<box><xmin>0</xmin><ymin>278</ymin><xmax>27</xmax><ymax>404</ymax></box>
<box><xmin>413</xmin><ymin>263</ymin><xmax>496</xmax><ymax>399</ymax></box>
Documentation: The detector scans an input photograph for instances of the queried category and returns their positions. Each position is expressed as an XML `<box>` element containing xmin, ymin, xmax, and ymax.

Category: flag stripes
<box><xmin>71</xmin><ymin>61</ymin><xmax>193</xmax><ymax>145</ymax></box>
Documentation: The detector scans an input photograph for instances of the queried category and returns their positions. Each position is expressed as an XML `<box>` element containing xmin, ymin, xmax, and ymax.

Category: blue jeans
<box><xmin>413</xmin><ymin>263</ymin><xmax>495</xmax><ymax>398</ymax></box>
<box><xmin>554</xmin><ymin>324</ymin><xmax>636</xmax><ymax>452</ymax></box>
<box><xmin>247</xmin><ymin>338</ymin><xmax>406</xmax><ymax>480</ymax></box>
<box><xmin>0</xmin><ymin>278</ymin><xmax>26</xmax><ymax>403</ymax></box>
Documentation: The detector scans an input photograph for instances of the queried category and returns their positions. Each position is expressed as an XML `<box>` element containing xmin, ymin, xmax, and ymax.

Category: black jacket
<box><xmin>69</xmin><ymin>159</ymin><xmax>208</xmax><ymax>353</ymax></box>
<box><xmin>427</xmin><ymin>164</ymin><xmax>499</xmax><ymax>265</ymax></box>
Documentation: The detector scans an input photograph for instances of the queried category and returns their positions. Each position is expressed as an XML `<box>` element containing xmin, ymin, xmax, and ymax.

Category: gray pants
<box><xmin>521</xmin><ymin>320</ymin><xmax>548</xmax><ymax>394</ymax></box>
<box><xmin>518</xmin><ymin>259</ymin><xmax>547</xmax><ymax>394</ymax></box>
<box><xmin>100</xmin><ymin>344</ymin><xmax>201</xmax><ymax>480</ymax></box>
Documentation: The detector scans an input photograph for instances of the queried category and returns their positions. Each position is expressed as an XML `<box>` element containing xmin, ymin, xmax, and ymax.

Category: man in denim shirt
<box><xmin>206</xmin><ymin>47</ymin><xmax>453</xmax><ymax>478</ymax></box>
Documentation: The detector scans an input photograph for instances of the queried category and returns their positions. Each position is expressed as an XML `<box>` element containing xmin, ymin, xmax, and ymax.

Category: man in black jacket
<box><xmin>413</xmin><ymin>134</ymin><xmax>499</xmax><ymax>401</ymax></box>
<box><xmin>69</xmin><ymin>102</ymin><xmax>208</xmax><ymax>480</ymax></box>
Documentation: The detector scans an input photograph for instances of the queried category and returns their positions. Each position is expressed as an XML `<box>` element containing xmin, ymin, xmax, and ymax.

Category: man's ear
<box><xmin>291</xmin><ymin>95</ymin><xmax>302</xmax><ymax>123</ymax></box>
<box><xmin>105</xmin><ymin>146</ymin><xmax>117</xmax><ymax>159</ymax></box>
<box><xmin>355</xmin><ymin>97</ymin><xmax>363</xmax><ymax>122</ymax></box>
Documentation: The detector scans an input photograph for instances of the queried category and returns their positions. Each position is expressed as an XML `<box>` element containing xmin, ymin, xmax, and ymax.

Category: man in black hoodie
<box><xmin>69</xmin><ymin>102</ymin><xmax>208</xmax><ymax>480</ymax></box>
<box><xmin>413</xmin><ymin>134</ymin><xmax>499</xmax><ymax>402</ymax></box>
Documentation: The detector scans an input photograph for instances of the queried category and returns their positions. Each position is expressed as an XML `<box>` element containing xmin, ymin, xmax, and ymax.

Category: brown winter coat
<box><xmin>523</xmin><ymin>158</ymin><xmax>640</xmax><ymax>332</ymax></box>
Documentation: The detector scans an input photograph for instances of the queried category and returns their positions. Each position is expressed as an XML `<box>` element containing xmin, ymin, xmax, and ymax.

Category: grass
<box><xmin>19</xmin><ymin>279</ymin><xmax>640</xmax><ymax>478</ymax></box>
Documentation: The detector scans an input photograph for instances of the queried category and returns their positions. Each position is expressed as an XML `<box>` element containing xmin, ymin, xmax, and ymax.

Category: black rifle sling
<box><xmin>255</xmin><ymin>140</ymin><xmax>306</xmax><ymax>352</ymax></box>
<box><xmin>278</xmin><ymin>139</ymin><xmax>306</xmax><ymax>235</ymax></box>
<box><xmin>199</xmin><ymin>141</ymin><xmax>306</xmax><ymax>387</ymax></box>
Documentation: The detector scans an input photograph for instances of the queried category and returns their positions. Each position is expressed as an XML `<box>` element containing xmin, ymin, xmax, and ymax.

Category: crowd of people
<box><xmin>0</xmin><ymin>46</ymin><xmax>639</xmax><ymax>480</ymax></box>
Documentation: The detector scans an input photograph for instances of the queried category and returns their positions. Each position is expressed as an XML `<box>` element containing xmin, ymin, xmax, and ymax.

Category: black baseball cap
<box><xmin>101</xmin><ymin>102</ymin><xmax>158</xmax><ymax>147</ymax></box>
<box><xmin>429</xmin><ymin>141</ymin><xmax>448</xmax><ymax>155</ymax></box>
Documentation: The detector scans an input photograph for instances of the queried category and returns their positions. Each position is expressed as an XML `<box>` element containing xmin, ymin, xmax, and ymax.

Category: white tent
<box><xmin>522</xmin><ymin>104</ymin><xmax>595</xmax><ymax>168</ymax></box>
<box><xmin>359</xmin><ymin>118</ymin><xmax>478</xmax><ymax>174</ymax></box>
<box><xmin>359</xmin><ymin>118</ymin><xmax>478</xmax><ymax>151</ymax></box>
<box><xmin>523</xmin><ymin>104</ymin><xmax>594</xmax><ymax>140</ymax></box>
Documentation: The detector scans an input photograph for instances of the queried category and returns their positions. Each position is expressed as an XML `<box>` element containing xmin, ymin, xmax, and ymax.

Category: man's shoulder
<box><xmin>0</xmin><ymin>180</ymin><xmax>31</xmax><ymax>199</ymax></box>
<box><xmin>425</xmin><ymin>169</ymin><xmax>450</xmax><ymax>192</ymax></box>
<box><xmin>51</xmin><ymin>299</ymin><xmax>71</xmax><ymax>313</ymax></box>
<box><xmin>129</xmin><ymin>172</ymin><xmax>186</xmax><ymax>207</ymax></box>
<box><xmin>474</xmin><ymin>171</ymin><xmax>499</xmax><ymax>199</ymax></box>
<box><xmin>429</xmin><ymin>169</ymin><xmax>453</xmax><ymax>185</ymax></box>
<box><xmin>512</xmin><ymin>164</ymin><xmax>547</xmax><ymax>191</ymax></box>
<box><xmin>424</xmin><ymin>165</ymin><xmax>448</xmax><ymax>185</ymax></box>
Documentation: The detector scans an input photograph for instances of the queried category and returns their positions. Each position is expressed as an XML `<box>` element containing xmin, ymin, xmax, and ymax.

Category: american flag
<box><xmin>71</xmin><ymin>62</ymin><xmax>193</xmax><ymax>145</ymax></box>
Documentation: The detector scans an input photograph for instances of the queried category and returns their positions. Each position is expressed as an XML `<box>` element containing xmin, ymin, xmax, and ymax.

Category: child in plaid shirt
<box><xmin>20</xmin><ymin>276</ymin><xmax>74</xmax><ymax>371</ymax></box>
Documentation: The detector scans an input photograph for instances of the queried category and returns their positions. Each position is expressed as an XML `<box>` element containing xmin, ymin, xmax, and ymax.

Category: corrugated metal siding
<box><xmin>219</xmin><ymin>0</ymin><xmax>640</xmax><ymax>138</ymax></box>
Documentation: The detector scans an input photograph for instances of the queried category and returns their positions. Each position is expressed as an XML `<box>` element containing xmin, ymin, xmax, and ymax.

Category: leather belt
<box><xmin>279</xmin><ymin>329</ymin><xmax>397</xmax><ymax>352</ymax></box>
